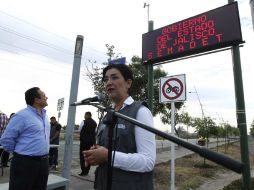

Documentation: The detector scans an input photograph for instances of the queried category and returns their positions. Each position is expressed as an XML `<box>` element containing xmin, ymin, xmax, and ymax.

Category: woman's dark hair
<box><xmin>102</xmin><ymin>64</ymin><xmax>133</xmax><ymax>82</ymax></box>
<box><xmin>25</xmin><ymin>87</ymin><xmax>40</xmax><ymax>106</ymax></box>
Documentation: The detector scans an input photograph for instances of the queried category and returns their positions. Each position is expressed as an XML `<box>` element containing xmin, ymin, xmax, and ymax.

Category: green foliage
<box><xmin>84</xmin><ymin>50</ymin><xmax>184</xmax><ymax>124</ymax></box>
<box><xmin>178</xmin><ymin>111</ymin><xmax>192</xmax><ymax>125</ymax></box>
<box><xmin>129</xmin><ymin>56</ymin><xmax>184</xmax><ymax>121</ymax></box>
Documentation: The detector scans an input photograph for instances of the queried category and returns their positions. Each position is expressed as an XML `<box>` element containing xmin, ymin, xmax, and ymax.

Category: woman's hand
<box><xmin>83</xmin><ymin>145</ymin><xmax>108</xmax><ymax>166</ymax></box>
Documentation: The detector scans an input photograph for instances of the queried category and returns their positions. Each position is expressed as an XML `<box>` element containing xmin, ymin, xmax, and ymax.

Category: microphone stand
<box><xmin>88</xmin><ymin>102</ymin><xmax>244</xmax><ymax>190</ymax></box>
<box><xmin>102</xmin><ymin>109</ymin><xmax>117</xmax><ymax>190</ymax></box>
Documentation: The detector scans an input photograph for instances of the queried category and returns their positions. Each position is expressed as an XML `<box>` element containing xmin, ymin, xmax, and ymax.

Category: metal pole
<box><xmin>170</xmin><ymin>103</ymin><xmax>175</xmax><ymax>190</ymax></box>
<box><xmin>193</xmin><ymin>86</ymin><xmax>204</xmax><ymax>119</ymax></box>
<box><xmin>62</xmin><ymin>35</ymin><xmax>83</xmax><ymax>183</ymax></box>
<box><xmin>228</xmin><ymin>0</ymin><xmax>251</xmax><ymax>189</ymax></box>
<box><xmin>147</xmin><ymin>4</ymin><xmax>150</xmax><ymax>23</ymax></box>
<box><xmin>250</xmin><ymin>0</ymin><xmax>254</xmax><ymax>30</ymax></box>
<box><xmin>147</xmin><ymin>21</ymin><xmax>154</xmax><ymax>112</ymax></box>
<box><xmin>144</xmin><ymin>3</ymin><xmax>154</xmax><ymax>112</ymax></box>
<box><xmin>90</xmin><ymin>102</ymin><xmax>244</xmax><ymax>173</ymax></box>
<box><xmin>144</xmin><ymin>3</ymin><xmax>150</xmax><ymax>24</ymax></box>
<box><xmin>231</xmin><ymin>45</ymin><xmax>251</xmax><ymax>189</ymax></box>
<box><xmin>57</xmin><ymin>111</ymin><xmax>60</xmax><ymax>122</ymax></box>
<box><xmin>194</xmin><ymin>87</ymin><xmax>207</xmax><ymax>145</ymax></box>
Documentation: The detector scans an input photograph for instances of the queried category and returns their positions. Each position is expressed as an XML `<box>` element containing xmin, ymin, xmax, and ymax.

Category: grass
<box><xmin>154</xmin><ymin>153</ymin><xmax>220</xmax><ymax>190</ymax></box>
<box><xmin>222</xmin><ymin>178</ymin><xmax>254</xmax><ymax>190</ymax></box>
<box><xmin>154</xmin><ymin>140</ymin><xmax>254</xmax><ymax>190</ymax></box>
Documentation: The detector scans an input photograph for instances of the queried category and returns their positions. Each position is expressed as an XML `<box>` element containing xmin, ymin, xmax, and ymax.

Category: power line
<box><xmin>0</xmin><ymin>40</ymin><xmax>106</xmax><ymax>69</ymax></box>
<box><xmin>0</xmin><ymin>25</ymin><xmax>73</xmax><ymax>56</ymax></box>
<box><xmin>0</xmin><ymin>10</ymin><xmax>108</xmax><ymax>60</ymax></box>
<box><xmin>0</xmin><ymin>25</ymin><xmax>107</xmax><ymax>64</ymax></box>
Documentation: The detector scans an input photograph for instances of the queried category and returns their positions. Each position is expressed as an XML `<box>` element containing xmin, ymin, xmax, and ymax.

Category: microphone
<box><xmin>70</xmin><ymin>93</ymin><xmax>105</xmax><ymax>106</ymax></box>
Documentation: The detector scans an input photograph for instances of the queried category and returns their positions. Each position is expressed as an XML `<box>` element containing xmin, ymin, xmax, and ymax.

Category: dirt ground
<box><xmin>154</xmin><ymin>138</ymin><xmax>254</xmax><ymax>190</ymax></box>
<box><xmin>196</xmin><ymin>138</ymin><xmax>254</xmax><ymax>190</ymax></box>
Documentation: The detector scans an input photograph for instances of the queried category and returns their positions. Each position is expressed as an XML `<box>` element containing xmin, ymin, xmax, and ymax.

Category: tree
<box><xmin>193</xmin><ymin>117</ymin><xmax>206</xmax><ymax>138</ymax></box>
<box><xmin>129</xmin><ymin>56</ymin><xmax>183</xmax><ymax>118</ymax></box>
<box><xmin>84</xmin><ymin>45</ymin><xmax>184</xmax><ymax>124</ymax></box>
<box><xmin>177</xmin><ymin>111</ymin><xmax>193</xmax><ymax>139</ymax></box>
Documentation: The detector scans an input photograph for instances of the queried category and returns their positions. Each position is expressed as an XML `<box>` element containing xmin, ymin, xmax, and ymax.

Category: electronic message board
<box><xmin>142</xmin><ymin>2</ymin><xmax>243</xmax><ymax>64</ymax></box>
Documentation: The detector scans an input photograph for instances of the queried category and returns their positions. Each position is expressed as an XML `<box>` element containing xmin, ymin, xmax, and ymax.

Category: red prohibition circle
<box><xmin>162</xmin><ymin>78</ymin><xmax>183</xmax><ymax>100</ymax></box>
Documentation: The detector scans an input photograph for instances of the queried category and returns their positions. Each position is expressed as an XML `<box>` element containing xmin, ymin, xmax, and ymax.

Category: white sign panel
<box><xmin>160</xmin><ymin>74</ymin><xmax>186</xmax><ymax>103</ymax></box>
<box><xmin>57</xmin><ymin>98</ymin><xmax>65</xmax><ymax>111</ymax></box>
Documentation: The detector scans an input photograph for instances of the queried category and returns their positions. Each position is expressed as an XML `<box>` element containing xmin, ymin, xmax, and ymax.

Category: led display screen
<box><xmin>142</xmin><ymin>2</ymin><xmax>243</xmax><ymax>64</ymax></box>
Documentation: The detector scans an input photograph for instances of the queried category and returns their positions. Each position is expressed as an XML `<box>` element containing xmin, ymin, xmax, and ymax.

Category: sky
<box><xmin>0</xmin><ymin>0</ymin><xmax>253</xmax><ymax>133</ymax></box>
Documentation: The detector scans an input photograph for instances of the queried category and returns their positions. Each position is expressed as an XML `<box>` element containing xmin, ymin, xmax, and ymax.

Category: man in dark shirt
<box><xmin>49</xmin><ymin>116</ymin><xmax>62</xmax><ymax>170</ymax></box>
<box><xmin>79</xmin><ymin>112</ymin><xmax>97</xmax><ymax>176</ymax></box>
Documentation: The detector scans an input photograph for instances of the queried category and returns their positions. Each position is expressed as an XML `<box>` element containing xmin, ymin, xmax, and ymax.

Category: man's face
<box><xmin>85</xmin><ymin>114</ymin><xmax>90</xmax><ymax>120</ymax></box>
<box><xmin>34</xmin><ymin>89</ymin><xmax>48</xmax><ymax>108</ymax></box>
<box><xmin>50</xmin><ymin>118</ymin><xmax>56</xmax><ymax>124</ymax></box>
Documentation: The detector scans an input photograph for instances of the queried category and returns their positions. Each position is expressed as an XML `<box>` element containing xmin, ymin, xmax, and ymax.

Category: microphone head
<box><xmin>95</xmin><ymin>92</ymin><xmax>105</xmax><ymax>102</ymax></box>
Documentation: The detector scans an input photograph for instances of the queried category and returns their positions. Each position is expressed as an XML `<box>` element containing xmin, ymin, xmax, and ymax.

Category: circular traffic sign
<box><xmin>162</xmin><ymin>78</ymin><xmax>184</xmax><ymax>100</ymax></box>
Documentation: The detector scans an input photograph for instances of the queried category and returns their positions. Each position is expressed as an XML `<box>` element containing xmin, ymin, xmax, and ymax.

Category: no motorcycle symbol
<box><xmin>162</xmin><ymin>78</ymin><xmax>183</xmax><ymax>100</ymax></box>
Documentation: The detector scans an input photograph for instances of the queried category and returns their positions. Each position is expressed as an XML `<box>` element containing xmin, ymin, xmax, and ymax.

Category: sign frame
<box><xmin>142</xmin><ymin>2</ymin><xmax>243</xmax><ymax>65</ymax></box>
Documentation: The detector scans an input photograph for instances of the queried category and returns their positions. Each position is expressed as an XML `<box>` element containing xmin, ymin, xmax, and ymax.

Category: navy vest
<box><xmin>95</xmin><ymin>101</ymin><xmax>154</xmax><ymax>190</ymax></box>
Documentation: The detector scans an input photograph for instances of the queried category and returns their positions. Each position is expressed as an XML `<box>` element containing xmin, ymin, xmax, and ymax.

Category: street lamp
<box><xmin>189</xmin><ymin>86</ymin><xmax>207</xmax><ymax>165</ymax></box>
<box><xmin>189</xmin><ymin>86</ymin><xmax>207</xmax><ymax>144</ymax></box>
<box><xmin>189</xmin><ymin>86</ymin><xmax>205</xmax><ymax>121</ymax></box>
<box><xmin>62</xmin><ymin>35</ymin><xmax>83</xmax><ymax>179</ymax></box>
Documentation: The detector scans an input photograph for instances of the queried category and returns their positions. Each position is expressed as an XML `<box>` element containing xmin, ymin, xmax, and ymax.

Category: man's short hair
<box><xmin>25</xmin><ymin>87</ymin><xmax>40</xmax><ymax>106</ymax></box>
<box><xmin>50</xmin><ymin>116</ymin><xmax>56</xmax><ymax>120</ymax></box>
<box><xmin>85</xmin><ymin>112</ymin><xmax>92</xmax><ymax>117</ymax></box>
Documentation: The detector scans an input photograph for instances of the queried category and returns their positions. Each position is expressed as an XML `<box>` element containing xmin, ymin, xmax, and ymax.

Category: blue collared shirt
<box><xmin>0</xmin><ymin>105</ymin><xmax>50</xmax><ymax>156</ymax></box>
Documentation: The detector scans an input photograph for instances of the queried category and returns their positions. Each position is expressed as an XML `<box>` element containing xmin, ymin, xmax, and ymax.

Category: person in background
<box><xmin>0</xmin><ymin>110</ymin><xmax>8</xmax><ymax>135</ymax></box>
<box><xmin>0</xmin><ymin>110</ymin><xmax>9</xmax><ymax>167</ymax></box>
<box><xmin>84</xmin><ymin>64</ymin><xmax>156</xmax><ymax>190</ymax></box>
<box><xmin>49</xmin><ymin>116</ymin><xmax>62</xmax><ymax>170</ymax></box>
<box><xmin>0</xmin><ymin>87</ymin><xmax>50</xmax><ymax>190</ymax></box>
<box><xmin>78</xmin><ymin>111</ymin><xmax>97</xmax><ymax>176</ymax></box>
